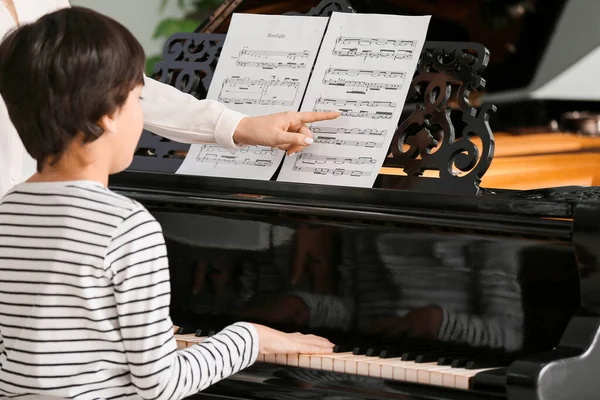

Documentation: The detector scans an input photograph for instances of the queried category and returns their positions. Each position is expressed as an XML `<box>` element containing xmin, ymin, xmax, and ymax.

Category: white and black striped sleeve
<box><xmin>105</xmin><ymin>206</ymin><xmax>259</xmax><ymax>400</ymax></box>
<box><xmin>0</xmin><ymin>331</ymin><xmax>4</xmax><ymax>365</ymax></box>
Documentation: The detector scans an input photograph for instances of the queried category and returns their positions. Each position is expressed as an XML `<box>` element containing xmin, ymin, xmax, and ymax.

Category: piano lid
<box><xmin>195</xmin><ymin>0</ymin><xmax>585</xmax><ymax>102</ymax></box>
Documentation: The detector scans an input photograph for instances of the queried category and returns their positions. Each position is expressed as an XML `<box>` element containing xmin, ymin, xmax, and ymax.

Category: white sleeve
<box><xmin>141</xmin><ymin>76</ymin><xmax>247</xmax><ymax>151</ymax></box>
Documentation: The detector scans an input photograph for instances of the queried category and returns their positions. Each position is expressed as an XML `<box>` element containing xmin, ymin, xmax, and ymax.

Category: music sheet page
<box><xmin>277</xmin><ymin>12</ymin><xmax>431</xmax><ymax>187</ymax></box>
<box><xmin>176</xmin><ymin>13</ymin><xmax>328</xmax><ymax>179</ymax></box>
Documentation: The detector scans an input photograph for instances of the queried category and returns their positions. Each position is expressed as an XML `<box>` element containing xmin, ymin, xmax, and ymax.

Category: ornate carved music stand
<box><xmin>130</xmin><ymin>0</ymin><xmax>496</xmax><ymax>196</ymax></box>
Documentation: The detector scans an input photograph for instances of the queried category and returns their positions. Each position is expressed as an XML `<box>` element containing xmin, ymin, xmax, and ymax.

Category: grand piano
<box><xmin>109</xmin><ymin>1</ymin><xmax>600</xmax><ymax>399</ymax></box>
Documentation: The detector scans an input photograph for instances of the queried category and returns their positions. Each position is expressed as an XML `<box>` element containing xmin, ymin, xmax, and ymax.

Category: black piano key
<box><xmin>466</xmin><ymin>357</ymin><xmax>515</xmax><ymax>370</ymax></box>
<box><xmin>353</xmin><ymin>340</ymin><xmax>381</xmax><ymax>355</ymax></box>
<box><xmin>195</xmin><ymin>328</ymin><xmax>218</xmax><ymax>337</ymax></box>
<box><xmin>450</xmin><ymin>351</ymin><xmax>519</xmax><ymax>368</ymax></box>
<box><xmin>381</xmin><ymin>342</ymin><xmax>441</xmax><ymax>359</ymax></box>
<box><xmin>470</xmin><ymin>368</ymin><xmax>507</xmax><ymax>392</ymax></box>
<box><xmin>414</xmin><ymin>348</ymin><xmax>466</xmax><ymax>363</ymax></box>
<box><xmin>333</xmin><ymin>343</ymin><xmax>355</xmax><ymax>353</ymax></box>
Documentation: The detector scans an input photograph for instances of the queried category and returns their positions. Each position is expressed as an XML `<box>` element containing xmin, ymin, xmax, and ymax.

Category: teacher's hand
<box><xmin>233</xmin><ymin>111</ymin><xmax>340</xmax><ymax>155</ymax></box>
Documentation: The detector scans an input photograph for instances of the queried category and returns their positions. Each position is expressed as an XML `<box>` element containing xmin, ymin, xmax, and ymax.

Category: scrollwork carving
<box><xmin>382</xmin><ymin>42</ymin><xmax>496</xmax><ymax>195</ymax></box>
<box><xmin>153</xmin><ymin>33</ymin><xmax>226</xmax><ymax>99</ymax></box>
<box><xmin>285</xmin><ymin>0</ymin><xmax>355</xmax><ymax>16</ymax></box>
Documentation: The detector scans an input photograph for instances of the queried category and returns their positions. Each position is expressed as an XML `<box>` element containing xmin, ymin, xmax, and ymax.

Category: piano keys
<box><xmin>174</xmin><ymin>331</ymin><xmax>513</xmax><ymax>391</ymax></box>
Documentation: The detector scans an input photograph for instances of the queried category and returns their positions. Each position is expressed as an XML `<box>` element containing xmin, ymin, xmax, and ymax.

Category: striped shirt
<box><xmin>0</xmin><ymin>180</ymin><xmax>259</xmax><ymax>400</ymax></box>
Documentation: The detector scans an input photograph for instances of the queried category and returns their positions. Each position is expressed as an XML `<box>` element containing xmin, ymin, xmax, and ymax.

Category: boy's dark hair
<box><xmin>0</xmin><ymin>7</ymin><xmax>145</xmax><ymax>171</ymax></box>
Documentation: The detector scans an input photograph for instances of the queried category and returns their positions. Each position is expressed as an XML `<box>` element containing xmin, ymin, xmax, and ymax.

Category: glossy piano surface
<box><xmin>109</xmin><ymin>171</ymin><xmax>598</xmax><ymax>400</ymax></box>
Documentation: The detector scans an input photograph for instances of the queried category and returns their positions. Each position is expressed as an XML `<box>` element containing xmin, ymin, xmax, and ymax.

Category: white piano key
<box><xmin>287</xmin><ymin>354</ymin><xmax>299</xmax><ymax>367</ymax></box>
<box><xmin>448</xmin><ymin>367</ymin><xmax>497</xmax><ymax>390</ymax></box>
<box><xmin>372</xmin><ymin>358</ymin><xmax>413</xmax><ymax>381</ymax></box>
<box><xmin>416</xmin><ymin>364</ymin><xmax>454</xmax><ymax>384</ymax></box>
<box><xmin>405</xmin><ymin>362</ymin><xmax>438</xmax><ymax>383</ymax></box>
<box><xmin>321</xmin><ymin>356</ymin><xmax>334</xmax><ymax>371</ymax></box>
<box><xmin>186</xmin><ymin>337</ymin><xmax>208</xmax><ymax>347</ymax></box>
<box><xmin>310</xmin><ymin>355</ymin><xmax>323</xmax><ymax>369</ymax></box>
<box><xmin>174</xmin><ymin>334</ymin><xmax>196</xmax><ymax>349</ymax></box>
<box><xmin>245</xmin><ymin>348</ymin><xmax>501</xmax><ymax>393</ymax></box>
<box><xmin>275</xmin><ymin>354</ymin><xmax>288</xmax><ymax>365</ymax></box>
<box><xmin>298</xmin><ymin>355</ymin><xmax>311</xmax><ymax>368</ymax></box>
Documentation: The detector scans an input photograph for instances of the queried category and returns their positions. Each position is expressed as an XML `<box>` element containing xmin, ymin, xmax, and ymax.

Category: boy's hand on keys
<box><xmin>252</xmin><ymin>323</ymin><xmax>334</xmax><ymax>355</ymax></box>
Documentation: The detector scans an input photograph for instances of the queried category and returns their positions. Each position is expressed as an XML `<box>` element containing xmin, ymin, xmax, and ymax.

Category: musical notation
<box><xmin>296</xmin><ymin>153</ymin><xmax>377</xmax><ymax>165</ymax></box>
<box><xmin>312</xmin><ymin>127</ymin><xmax>388</xmax><ymax>136</ymax></box>
<box><xmin>235</xmin><ymin>61</ymin><xmax>306</xmax><ymax>69</ymax></box>
<box><xmin>333</xmin><ymin>48</ymin><xmax>413</xmax><ymax>60</ymax></box>
<box><xmin>195</xmin><ymin>145</ymin><xmax>279</xmax><ymax>156</ymax></box>
<box><xmin>333</xmin><ymin>36</ymin><xmax>416</xmax><ymax>61</ymax></box>
<box><xmin>218</xmin><ymin>76</ymin><xmax>300</xmax><ymax>110</ymax></box>
<box><xmin>326</xmin><ymin>68</ymin><xmax>406</xmax><ymax>79</ymax></box>
<box><xmin>277</xmin><ymin>12</ymin><xmax>430</xmax><ymax>188</ymax></box>
<box><xmin>176</xmin><ymin>13</ymin><xmax>329</xmax><ymax>181</ymax></box>
<box><xmin>323</xmin><ymin>68</ymin><xmax>405</xmax><ymax>94</ymax></box>
<box><xmin>315</xmin><ymin>97</ymin><xmax>396</xmax><ymax>108</ymax></box>
<box><xmin>191</xmin><ymin>145</ymin><xmax>277</xmax><ymax>168</ymax></box>
<box><xmin>314</xmin><ymin>108</ymin><xmax>393</xmax><ymax>119</ymax></box>
<box><xmin>223</xmin><ymin>77</ymin><xmax>301</xmax><ymax>88</ymax></box>
<box><xmin>291</xmin><ymin>166</ymin><xmax>373</xmax><ymax>177</ymax></box>
<box><xmin>291</xmin><ymin>153</ymin><xmax>376</xmax><ymax>177</ymax></box>
<box><xmin>314</xmin><ymin>135</ymin><xmax>383</xmax><ymax>148</ymax></box>
<box><xmin>322</xmin><ymin>78</ymin><xmax>402</xmax><ymax>94</ymax></box>
<box><xmin>237</xmin><ymin>48</ymin><xmax>310</xmax><ymax>70</ymax></box>
<box><xmin>239</xmin><ymin>49</ymin><xmax>310</xmax><ymax>59</ymax></box>
<box><xmin>336</xmin><ymin>37</ymin><xmax>416</xmax><ymax>47</ymax></box>
<box><xmin>197</xmin><ymin>154</ymin><xmax>274</xmax><ymax>168</ymax></box>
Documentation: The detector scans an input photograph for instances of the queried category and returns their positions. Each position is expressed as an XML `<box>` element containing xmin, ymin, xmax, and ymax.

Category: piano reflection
<box><xmin>114</xmin><ymin>0</ymin><xmax>600</xmax><ymax>399</ymax></box>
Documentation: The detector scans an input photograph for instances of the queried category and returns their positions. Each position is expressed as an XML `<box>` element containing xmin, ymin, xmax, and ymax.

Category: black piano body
<box><xmin>110</xmin><ymin>1</ymin><xmax>600</xmax><ymax>399</ymax></box>
<box><xmin>110</xmin><ymin>168</ymin><xmax>600</xmax><ymax>400</ymax></box>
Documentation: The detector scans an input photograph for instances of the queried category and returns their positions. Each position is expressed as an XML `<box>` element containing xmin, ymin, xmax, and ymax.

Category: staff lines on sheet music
<box><xmin>198</xmin><ymin>145</ymin><xmax>279</xmax><ymax>156</ymax></box>
<box><xmin>197</xmin><ymin>155</ymin><xmax>274</xmax><ymax>168</ymax></box>
<box><xmin>292</xmin><ymin>152</ymin><xmax>376</xmax><ymax>177</ymax></box>
<box><xmin>323</xmin><ymin>67</ymin><xmax>405</xmax><ymax>94</ymax></box>
<box><xmin>195</xmin><ymin>144</ymin><xmax>278</xmax><ymax>168</ymax></box>
<box><xmin>315</xmin><ymin>97</ymin><xmax>396</xmax><ymax>108</ymax></box>
<box><xmin>326</xmin><ymin>68</ymin><xmax>406</xmax><ymax>79</ymax></box>
<box><xmin>333</xmin><ymin>48</ymin><xmax>414</xmax><ymax>60</ymax></box>
<box><xmin>336</xmin><ymin>37</ymin><xmax>416</xmax><ymax>47</ymax></box>
<box><xmin>314</xmin><ymin>135</ymin><xmax>384</xmax><ymax>148</ymax></box>
<box><xmin>314</xmin><ymin>108</ymin><xmax>394</xmax><ymax>119</ymax></box>
<box><xmin>218</xmin><ymin>75</ymin><xmax>300</xmax><ymax>107</ymax></box>
<box><xmin>239</xmin><ymin>49</ymin><xmax>310</xmax><ymax>59</ymax></box>
<box><xmin>311</xmin><ymin>127</ymin><xmax>388</xmax><ymax>136</ymax></box>
<box><xmin>236</xmin><ymin>48</ymin><xmax>310</xmax><ymax>69</ymax></box>
<box><xmin>333</xmin><ymin>36</ymin><xmax>416</xmax><ymax>61</ymax></box>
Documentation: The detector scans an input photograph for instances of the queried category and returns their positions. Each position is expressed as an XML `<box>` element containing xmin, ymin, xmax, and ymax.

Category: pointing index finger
<box><xmin>296</xmin><ymin>111</ymin><xmax>341</xmax><ymax>124</ymax></box>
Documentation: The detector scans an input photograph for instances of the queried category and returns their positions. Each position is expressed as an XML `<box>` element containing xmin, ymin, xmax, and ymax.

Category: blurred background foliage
<box><xmin>146</xmin><ymin>0</ymin><xmax>225</xmax><ymax>75</ymax></box>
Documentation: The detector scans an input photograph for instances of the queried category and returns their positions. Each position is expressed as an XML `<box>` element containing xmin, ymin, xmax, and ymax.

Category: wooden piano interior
<box><xmin>113</xmin><ymin>0</ymin><xmax>600</xmax><ymax>399</ymax></box>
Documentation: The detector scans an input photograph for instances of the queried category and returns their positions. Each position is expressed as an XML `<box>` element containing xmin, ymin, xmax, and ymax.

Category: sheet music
<box><xmin>176</xmin><ymin>13</ymin><xmax>328</xmax><ymax>179</ymax></box>
<box><xmin>277</xmin><ymin>12</ymin><xmax>431</xmax><ymax>187</ymax></box>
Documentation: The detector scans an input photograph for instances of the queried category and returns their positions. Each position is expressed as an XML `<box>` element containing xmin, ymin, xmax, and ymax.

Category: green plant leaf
<box><xmin>152</xmin><ymin>18</ymin><xmax>200</xmax><ymax>39</ymax></box>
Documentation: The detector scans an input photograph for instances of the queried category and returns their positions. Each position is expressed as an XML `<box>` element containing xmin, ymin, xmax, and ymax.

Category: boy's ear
<box><xmin>97</xmin><ymin>112</ymin><xmax>118</xmax><ymax>135</ymax></box>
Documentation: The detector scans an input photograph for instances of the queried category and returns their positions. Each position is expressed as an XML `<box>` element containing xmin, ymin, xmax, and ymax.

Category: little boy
<box><xmin>0</xmin><ymin>7</ymin><xmax>333</xmax><ymax>400</ymax></box>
